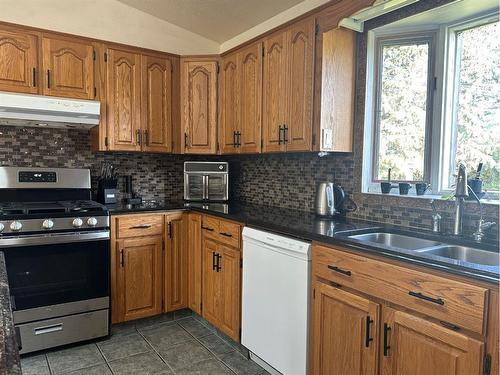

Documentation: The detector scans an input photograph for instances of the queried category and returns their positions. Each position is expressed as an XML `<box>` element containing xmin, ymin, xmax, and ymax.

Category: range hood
<box><xmin>0</xmin><ymin>91</ymin><xmax>100</xmax><ymax>129</ymax></box>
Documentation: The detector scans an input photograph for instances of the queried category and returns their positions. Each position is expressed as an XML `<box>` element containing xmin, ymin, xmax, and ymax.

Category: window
<box><xmin>364</xmin><ymin>14</ymin><xmax>500</xmax><ymax>199</ymax></box>
<box><xmin>373</xmin><ymin>36</ymin><xmax>434</xmax><ymax>182</ymax></box>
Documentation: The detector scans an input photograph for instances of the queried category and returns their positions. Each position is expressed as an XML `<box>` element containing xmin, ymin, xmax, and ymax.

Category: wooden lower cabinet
<box><xmin>381</xmin><ymin>307</ymin><xmax>483</xmax><ymax>375</ymax></box>
<box><xmin>116</xmin><ymin>235</ymin><xmax>163</xmax><ymax>322</ymax></box>
<box><xmin>310</xmin><ymin>243</ymin><xmax>492</xmax><ymax>375</ymax></box>
<box><xmin>311</xmin><ymin>281</ymin><xmax>379</xmax><ymax>375</ymax></box>
<box><xmin>187</xmin><ymin>213</ymin><xmax>203</xmax><ymax>314</ymax></box>
<box><xmin>201</xmin><ymin>215</ymin><xmax>242</xmax><ymax>342</ymax></box>
<box><xmin>164</xmin><ymin>212</ymin><xmax>187</xmax><ymax>312</ymax></box>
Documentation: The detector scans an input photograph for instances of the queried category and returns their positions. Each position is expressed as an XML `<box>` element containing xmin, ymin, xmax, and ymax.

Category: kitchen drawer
<box><xmin>202</xmin><ymin>215</ymin><xmax>241</xmax><ymax>249</ymax></box>
<box><xmin>116</xmin><ymin>214</ymin><xmax>164</xmax><ymax>238</ymax></box>
<box><xmin>313</xmin><ymin>244</ymin><xmax>488</xmax><ymax>334</ymax></box>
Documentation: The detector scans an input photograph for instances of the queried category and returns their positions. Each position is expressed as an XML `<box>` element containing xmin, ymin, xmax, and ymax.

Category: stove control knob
<box><xmin>87</xmin><ymin>217</ymin><xmax>98</xmax><ymax>227</ymax></box>
<box><xmin>42</xmin><ymin>219</ymin><xmax>54</xmax><ymax>230</ymax></box>
<box><xmin>72</xmin><ymin>218</ymin><xmax>83</xmax><ymax>228</ymax></box>
<box><xmin>10</xmin><ymin>221</ymin><xmax>22</xmax><ymax>232</ymax></box>
<box><xmin>0</xmin><ymin>223</ymin><xmax>4</xmax><ymax>232</ymax></box>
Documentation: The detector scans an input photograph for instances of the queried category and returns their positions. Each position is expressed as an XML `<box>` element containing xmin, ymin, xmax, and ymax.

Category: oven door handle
<box><xmin>0</xmin><ymin>230</ymin><xmax>110</xmax><ymax>248</ymax></box>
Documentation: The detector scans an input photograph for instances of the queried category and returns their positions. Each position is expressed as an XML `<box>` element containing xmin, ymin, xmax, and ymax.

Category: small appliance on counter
<box><xmin>467</xmin><ymin>162</ymin><xmax>486</xmax><ymax>200</ymax></box>
<box><xmin>184</xmin><ymin>161</ymin><xmax>229</xmax><ymax>202</ymax></box>
<box><xmin>122</xmin><ymin>175</ymin><xmax>143</xmax><ymax>205</ymax></box>
<box><xmin>314</xmin><ymin>181</ymin><xmax>357</xmax><ymax>217</ymax></box>
<box><xmin>96</xmin><ymin>163</ymin><xmax>118</xmax><ymax>204</ymax></box>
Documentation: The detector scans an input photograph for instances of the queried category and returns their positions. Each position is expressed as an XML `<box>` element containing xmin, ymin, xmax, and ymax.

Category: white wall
<box><xmin>0</xmin><ymin>0</ymin><xmax>220</xmax><ymax>55</ymax></box>
<box><xmin>219</xmin><ymin>0</ymin><xmax>330</xmax><ymax>52</ymax></box>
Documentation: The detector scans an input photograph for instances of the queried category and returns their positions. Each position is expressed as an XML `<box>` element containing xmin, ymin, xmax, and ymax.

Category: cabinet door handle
<box><xmin>47</xmin><ymin>70</ymin><xmax>51</xmax><ymax>88</ymax></box>
<box><xmin>32</xmin><ymin>67</ymin><xmax>36</xmax><ymax>87</ymax></box>
<box><xmin>327</xmin><ymin>265</ymin><xmax>351</xmax><ymax>277</ymax></box>
<box><xmin>219</xmin><ymin>232</ymin><xmax>233</xmax><ymax>238</ymax></box>
<box><xmin>168</xmin><ymin>222</ymin><xmax>172</xmax><ymax>238</ymax></box>
<box><xmin>202</xmin><ymin>226</ymin><xmax>214</xmax><ymax>232</ymax></box>
<box><xmin>130</xmin><ymin>224</ymin><xmax>152</xmax><ymax>229</ymax></box>
<box><xmin>283</xmin><ymin>125</ymin><xmax>288</xmax><ymax>144</ymax></box>
<box><xmin>212</xmin><ymin>251</ymin><xmax>217</xmax><ymax>271</ymax></box>
<box><xmin>365</xmin><ymin>316</ymin><xmax>373</xmax><ymax>347</ymax></box>
<box><xmin>216</xmin><ymin>254</ymin><xmax>222</xmax><ymax>272</ymax></box>
<box><xmin>136</xmin><ymin>129</ymin><xmax>142</xmax><ymax>145</ymax></box>
<box><xmin>120</xmin><ymin>249</ymin><xmax>124</xmax><ymax>267</ymax></box>
<box><xmin>233</xmin><ymin>131</ymin><xmax>237</xmax><ymax>147</ymax></box>
<box><xmin>237</xmin><ymin>131</ymin><xmax>241</xmax><ymax>147</ymax></box>
<box><xmin>184</xmin><ymin>133</ymin><xmax>189</xmax><ymax>148</ymax></box>
<box><xmin>144</xmin><ymin>130</ymin><xmax>149</xmax><ymax>146</ymax></box>
<box><xmin>408</xmin><ymin>291</ymin><xmax>444</xmax><ymax>306</ymax></box>
<box><xmin>278</xmin><ymin>125</ymin><xmax>283</xmax><ymax>145</ymax></box>
<box><xmin>383</xmin><ymin>323</ymin><xmax>391</xmax><ymax>356</ymax></box>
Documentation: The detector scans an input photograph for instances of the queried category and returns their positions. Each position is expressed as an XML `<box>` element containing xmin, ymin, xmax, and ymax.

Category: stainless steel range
<box><xmin>0</xmin><ymin>167</ymin><xmax>110</xmax><ymax>354</ymax></box>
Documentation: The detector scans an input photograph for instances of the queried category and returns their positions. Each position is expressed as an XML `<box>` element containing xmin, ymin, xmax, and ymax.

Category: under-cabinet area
<box><xmin>0</xmin><ymin>0</ymin><xmax>498</xmax><ymax>374</ymax></box>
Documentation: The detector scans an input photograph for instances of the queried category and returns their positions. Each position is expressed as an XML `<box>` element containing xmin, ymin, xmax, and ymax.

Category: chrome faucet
<box><xmin>452</xmin><ymin>163</ymin><xmax>469</xmax><ymax>236</ymax></box>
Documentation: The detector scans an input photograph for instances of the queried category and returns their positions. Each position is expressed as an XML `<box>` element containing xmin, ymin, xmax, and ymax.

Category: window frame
<box><xmin>371</xmin><ymin>33</ymin><xmax>436</xmax><ymax>184</ymax></box>
<box><xmin>362</xmin><ymin>12</ymin><xmax>499</xmax><ymax>200</ymax></box>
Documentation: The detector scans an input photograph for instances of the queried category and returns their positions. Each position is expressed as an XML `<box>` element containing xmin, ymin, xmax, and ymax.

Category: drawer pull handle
<box><xmin>408</xmin><ymin>291</ymin><xmax>444</xmax><ymax>305</ymax></box>
<box><xmin>440</xmin><ymin>321</ymin><xmax>460</xmax><ymax>331</ymax></box>
<box><xmin>130</xmin><ymin>224</ymin><xmax>152</xmax><ymax>229</ymax></box>
<box><xmin>212</xmin><ymin>251</ymin><xmax>217</xmax><ymax>271</ymax></box>
<box><xmin>383</xmin><ymin>323</ymin><xmax>391</xmax><ymax>356</ymax></box>
<box><xmin>35</xmin><ymin>323</ymin><xmax>63</xmax><ymax>335</ymax></box>
<box><xmin>202</xmin><ymin>226</ymin><xmax>214</xmax><ymax>232</ymax></box>
<box><xmin>327</xmin><ymin>265</ymin><xmax>351</xmax><ymax>277</ymax></box>
<box><xmin>365</xmin><ymin>316</ymin><xmax>373</xmax><ymax>347</ymax></box>
<box><xmin>219</xmin><ymin>232</ymin><xmax>233</xmax><ymax>237</ymax></box>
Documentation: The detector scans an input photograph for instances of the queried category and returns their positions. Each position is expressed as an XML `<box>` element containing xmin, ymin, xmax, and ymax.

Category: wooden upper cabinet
<box><xmin>41</xmin><ymin>36</ymin><xmax>94</xmax><ymax>99</ymax></box>
<box><xmin>106</xmin><ymin>48</ymin><xmax>142</xmax><ymax>152</ymax></box>
<box><xmin>311</xmin><ymin>282</ymin><xmax>379</xmax><ymax>375</ymax></box>
<box><xmin>181</xmin><ymin>59</ymin><xmax>218</xmax><ymax>154</ymax></box>
<box><xmin>239</xmin><ymin>42</ymin><xmax>263</xmax><ymax>154</ymax></box>
<box><xmin>0</xmin><ymin>27</ymin><xmax>38</xmax><ymax>94</ymax></box>
<box><xmin>164</xmin><ymin>212</ymin><xmax>187</xmax><ymax>312</ymax></box>
<box><xmin>116</xmin><ymin>235</ymin><xmax>163</xmax><ymax>322</ymax></box>
<box><xmin>141</xmin><ymin>54</ymin><xmax>172</xmax><ymax>153</ymax></box>
<box><xmin>381</xmin><ymin>307</ymin><xmax>484</xmax><ymax>375</ymax></box>
<box><xmin>318</xmin><ymin>27</ymin><xmax>355</xmax><ymax>152</ymax></box>
<box><xmin>262</xmin><ymin>31</ymin><xmax>288</xmax><ymax>153</ymax></box>
<box><xmin>286</xmin><ymin>18</ymin><xmax>315</xmax><ymax>152</ymax></box>
<box><xmin>220</xmin><ymin>53</ymin><xmax>240</xmax><ymax>154</ymax></box>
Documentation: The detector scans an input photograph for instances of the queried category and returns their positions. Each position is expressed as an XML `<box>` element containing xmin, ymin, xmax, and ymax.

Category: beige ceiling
<box><xmin>116</xmin><ymin>0</ymin><xmax>305</xmax><ymax>43</ymax></box>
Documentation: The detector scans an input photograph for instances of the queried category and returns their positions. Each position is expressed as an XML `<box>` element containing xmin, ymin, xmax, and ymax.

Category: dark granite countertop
<box><xmin>108</xmin><ymin>201</ymin><xmax>499</xmax><ymax>284</ymax></box>
<box><xmin>0</xmin><ymin>252</ymin><xmax>21</xmax><ymax>375</ymax></box>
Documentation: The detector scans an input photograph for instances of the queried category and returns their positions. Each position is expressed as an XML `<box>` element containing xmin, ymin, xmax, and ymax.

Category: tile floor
<box><xmin>21</xmin><ymin>309</ymin><xmax>270</xmax><ymax>375</ymax></box>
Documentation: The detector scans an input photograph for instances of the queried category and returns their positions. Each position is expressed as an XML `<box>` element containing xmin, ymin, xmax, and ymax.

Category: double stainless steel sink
<box><xmin>348</xmin><ymin>232</ymin><xmax>499</xmax><ymax>266</ymax></box>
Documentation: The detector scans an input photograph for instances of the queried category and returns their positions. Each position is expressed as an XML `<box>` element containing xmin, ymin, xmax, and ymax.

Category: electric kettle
<box><xmin>314</xmin><ymin>182</ymin><xmax>357</xmax><ymax>217</ymax></box>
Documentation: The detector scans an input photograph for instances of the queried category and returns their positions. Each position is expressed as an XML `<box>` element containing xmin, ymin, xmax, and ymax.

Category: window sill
<box><xmin>359</xmin><ymin>191</ymin><xmax>500</xmax><ymax>206</ymax></box>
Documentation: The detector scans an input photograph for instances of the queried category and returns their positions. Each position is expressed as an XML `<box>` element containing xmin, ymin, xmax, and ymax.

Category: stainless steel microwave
<box><xmin>184</xmin><ymin>162</ymin><xmax>229</xmax><ymax>201</ymax></box>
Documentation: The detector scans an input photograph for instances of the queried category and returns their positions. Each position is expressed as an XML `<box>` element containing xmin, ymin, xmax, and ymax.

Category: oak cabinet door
<box><xmin>381</xmin><ymin>308</ymin><xmax>484</xmax><ymax>375</ymax></box>
<box><xmin>165</xmin><ymin>213</ymin><xmax>187</xmax><ymax>311</ymax></box>
<box><xmin>42</xmin><ymin>36</ymin><xmax>94</xmax><ymax>99</ymax></box>
<box><xmin>239</xmin><ymin>42</ymin><xmax>263</xmax><ymax>154</ymax></box>
<box><xmin>187</xmin><ymin>213</ymin><xmax>202</xmax><ymax>314</ymax></box>
<box><xmin>311</xmin><ymin>282</ymin><xmax>379</xmax><ymax>375</ymax></box>
<box><xmin>262</xmin><ymin>31</ymin><xmax>287</xmax><ymax>153</ymax></box>
<box><xmin>218</xmin><ymin>245</ymin><xmax>241</xmax><ymax>342</ymax></box>
<box><xmin>202</xmin><ymin>238</ymin><xmax>222</xmax><ymax>326</ymax></box>
<box><xmin>285</xmin><ymin>18</ymin><xmax>315</xmax><ymax>152</ymax></box>
<box><xmin>181</xmin><ymin>59</ymin><xmax>218</xmax><ymax>154</ymax></box>
<box><xmin>117</xmin><ymin>236</ymin><xmax>163</xmax><ymax>322</ymax></box>
<box><xmin>106</xmin><ymin>48</ymin><xmax>142</xmax><ymax>152</ymax></box>
<box><xmin>141</xmin><ymin>54</ymin><xmax>172</xmax><ymax>153</ymax></box>
<box><xmin>220</xmin><ymin>53</ymin><xmax>240</xmax><ymax>154</ymax></box>
<box><xmin>0</xmin><ymin>27</ymin><xmax>38</xmax><ymax>94</ymax></box>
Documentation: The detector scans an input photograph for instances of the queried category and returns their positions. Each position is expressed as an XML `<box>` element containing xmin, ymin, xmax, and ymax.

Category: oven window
<box><xmin>3</xmin><ymin>240</ymin><xmax>109</xmax><ymax>311</ymax></box>
<box><xmin>186</xmin><ymin>174</ymin><xmax>204</xmax><ymax>200</ymax></box>
<box><xmin>207</xmin><ymin>175</ymin><xmax>227</xmax><ymax>200</ymax></box>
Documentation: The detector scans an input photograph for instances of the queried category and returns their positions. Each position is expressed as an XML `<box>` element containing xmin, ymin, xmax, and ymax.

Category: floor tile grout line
<box><xmin>176</xmin><ymin>318</ymin><xmax>239</xmax><ymax>375</ymax></box>
<box><xmin>134</xmin><ymin>322</ymin><xmax>178</xmax><ymax>374</ymax></box>
<box><xmin>95</xmin><ymin>341</ymin><xmax>116</xmax><ymax>375</ymax></box>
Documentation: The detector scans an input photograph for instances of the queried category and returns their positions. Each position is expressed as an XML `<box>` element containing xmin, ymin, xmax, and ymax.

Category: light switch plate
<box><xmin>322</xmin><ymin>129</ymin><xmax>333</xmax><ymax>149</ymax></box>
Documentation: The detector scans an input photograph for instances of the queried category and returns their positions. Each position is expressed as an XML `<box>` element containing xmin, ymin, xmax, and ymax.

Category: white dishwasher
<box><xmin>242</xmin><ymin>227</ymin><xmax>311</xmax><ymax>375</ymax></box>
